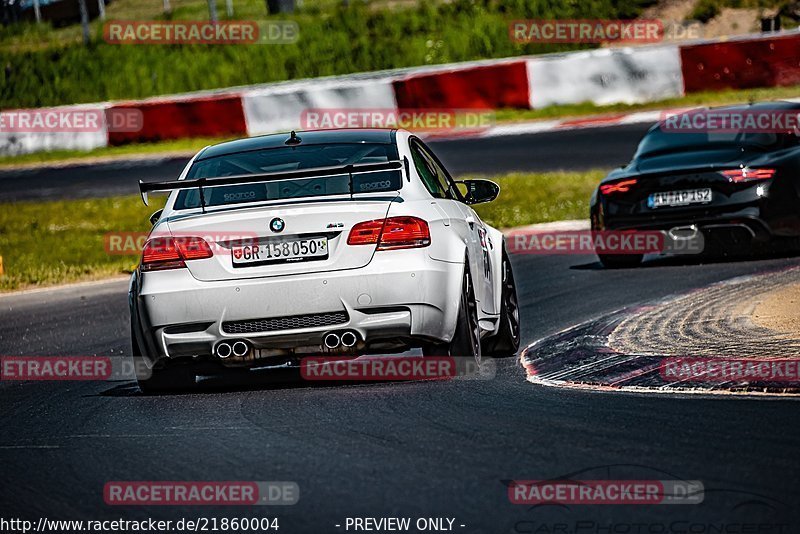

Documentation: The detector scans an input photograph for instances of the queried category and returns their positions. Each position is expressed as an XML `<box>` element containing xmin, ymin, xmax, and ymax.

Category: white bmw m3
<box><xmin>130</xmin><ymin>129</ymin><xmax>520</xmax><ymax>392</ymax></box>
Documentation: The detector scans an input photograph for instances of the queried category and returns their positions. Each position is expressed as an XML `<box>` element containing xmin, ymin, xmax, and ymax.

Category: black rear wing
<box><xmin>138</xmin><ymin>160</ymin><xmax>404</xmax><ymax>209</ymax></box>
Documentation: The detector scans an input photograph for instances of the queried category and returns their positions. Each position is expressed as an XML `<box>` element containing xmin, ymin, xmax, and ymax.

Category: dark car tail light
<box><xmin>141</xmin><ymin>236</ymin><xmax>213</xmax><ymax>271</ymax></box>
<box><xmin>348</xmin><ymin>217</ymin><xmax>431</xmax><ymax>250</ymax></box>
<box><xmin>600</xmin><ymin>178</ymin><xmax>638</xmax><ymax>195</ymax></box>
<box><xmin>720</xmin><ymin>168</ymin><xmax>776</xmax><ymax>183</ymax></box>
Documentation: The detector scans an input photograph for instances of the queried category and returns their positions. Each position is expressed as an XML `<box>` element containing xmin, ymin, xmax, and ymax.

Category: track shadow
<box><xmin>93</xmin><ymin>358</ymin><xmax>489</xmax><ymax>397</ymax></box>
<box><xmin>94</xmin><ymin>368</ymin><xmax>390</xmax><ymax>397</ymax></box>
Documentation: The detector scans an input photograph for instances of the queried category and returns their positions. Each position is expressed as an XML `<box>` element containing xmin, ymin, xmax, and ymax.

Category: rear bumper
<box><xmin>601</xmin><ymin>206</ymin><xmax>773</xmax><ymax>242</ymax></box>
<box><xmin>592</xmin><ymin>178</ymin><xmax>800</xmax><ymax>241</ymax></box>
<box><xmin>131</xmin><ymin>249</ymin><xmax>463</xmax><ymax>368</ymax></box>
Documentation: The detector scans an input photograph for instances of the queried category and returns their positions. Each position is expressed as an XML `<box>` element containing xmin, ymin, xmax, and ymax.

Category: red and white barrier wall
<box><xmin>392</xmin><ymin>61</ymin><xmax>530</xmax><ymax>110</ymax></box>
<box><xmin>2</xmin><ymin>31</ymin><xmax>799</xmax><ymax>156</ymax></box>
<box><xmin>107</xmin><ymin>93</ymin><xmax>247</xmax><ymax>146</ymax></box>
<box><xmin>0</xmin><ymin>103</ymin><xmax>111</xmax><ymax>157</ymax></box>
<box><xmin>680</xmin><ymin>33</ymin><xmax>800</xmax><ymax>92</ymax></box>
<box><xmin>526</xmin><ymin>45</ymin><xmax>684</xmax><ymax>108</ymax></box>
<box><xmin>242</xmin><ymin>78</ymin><xmax>398</xmax><ymax>136</ymax></box>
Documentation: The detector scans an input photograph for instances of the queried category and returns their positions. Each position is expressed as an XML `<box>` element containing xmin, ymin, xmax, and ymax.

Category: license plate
<box><xmin>232</xmin><ymin>237</ymin><xmax>328</xmax><ymax>266</ymax></box>
<box><xmin>648</xmin><ymin>188</ymin><xmax>712</xmax><ymax>209</ymax></box>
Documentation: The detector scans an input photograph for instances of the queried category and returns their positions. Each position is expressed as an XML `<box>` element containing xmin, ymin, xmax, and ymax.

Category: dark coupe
<box><xmin>590</xmin><ymin>101</ymin><xmax>800</xmax><ymax>268</ymax></box>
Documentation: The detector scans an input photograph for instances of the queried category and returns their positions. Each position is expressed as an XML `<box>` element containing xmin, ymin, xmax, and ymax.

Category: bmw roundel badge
<box><xmin>270</xmin><ymin>217</ymin><xmax>285</xmax><ymax>233</ymax></box>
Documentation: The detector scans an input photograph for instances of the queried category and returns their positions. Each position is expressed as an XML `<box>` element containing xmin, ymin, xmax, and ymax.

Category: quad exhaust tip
<box><xmin>215</xmin><ymin>340</ymin><xmax>250</xmax><ymax>359</ymax></box>
<box><xmin>219</xmin><ymin>333</ymin><xmax>358</xmax><ymax>356</ymax></box>
<box><xmin>324</xmin><ymin>333</ymin><xmax>341</xmax><ymax>350</ymax></box>
<box><xmin>324</xmin><ymin>330</ymin><xmax>359</xmax><ymax>349</ymax></box>
<box><xmin>216</xmin><ymin>342</ymin><xmax>232</xmax><ymax>359</ymax></box>
<box><xmin>340</xmin><ymin>331</ymin><xmax>358</xmax><ymax>348</ymax></box>
<box><xmin>232</xmin><ymin>341</ymin><xmax>249</xmax><ymax>358</ymax></box>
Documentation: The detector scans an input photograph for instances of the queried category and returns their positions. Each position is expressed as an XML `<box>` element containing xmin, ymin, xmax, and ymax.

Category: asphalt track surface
<box><xmin>2</xmin><ymin>126</ymin><xmax>800</xmax><ymax>531</ymax></box>
<box><xmin>0</xmin><ymin>123</ymin><xmax>651</xmax><ymax>202</ymax></box>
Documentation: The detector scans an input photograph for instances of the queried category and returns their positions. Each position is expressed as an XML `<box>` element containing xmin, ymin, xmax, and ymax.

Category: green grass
<box><xmin>0</xmin><ymin>0</ymin><xmax>658</xmax><ymax>108</ymax></box>
<box><xmin>0</xmin><ymin>170</ymin><xmax>601</xmax><ymax>291</ymax></box>
<box><xmin>0</xmin><ymin>195</ymin><xmax>165</xmax><ymax>291</ymax></box>
<box><xmin>472</xmin><ymin>171</ymin><xmax>601</xmax><ymax>229</ymax></box>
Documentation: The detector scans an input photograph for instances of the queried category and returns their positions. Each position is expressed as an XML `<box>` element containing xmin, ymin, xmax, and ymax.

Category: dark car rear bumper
<box><xmin>600</xmin><ymin>206</ymin><xmax>773</xmax><ymax>242</ymax></box>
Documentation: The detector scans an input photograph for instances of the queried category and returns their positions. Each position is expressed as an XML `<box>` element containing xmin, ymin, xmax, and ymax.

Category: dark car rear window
<box><xmin>635</xmin><ymin>127</ymin><xmax>796</xmax><ymax>159</ymax></box>
<box><xmin>174</xmin><ymin>143</ymin><xmax>401</xmax><ymax>210</ymax></box>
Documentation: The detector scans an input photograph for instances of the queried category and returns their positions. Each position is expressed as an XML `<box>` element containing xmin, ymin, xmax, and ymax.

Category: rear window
<box><xmin>635</xmin><ymin>127</ymin><xmax>793</xmax><ymax>159</ymax></box>
<box><xmin>174</xmin><ymin>143</ymin><xmax>401</xmax><ymax>210</ymax></box>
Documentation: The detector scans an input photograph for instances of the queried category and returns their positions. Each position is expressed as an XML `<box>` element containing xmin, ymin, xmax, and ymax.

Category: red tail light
<box><xmin>378</xmin><ymin>217</ymin><xmax>431</xmax><ymax>250</ymax></box>
<box><xmin>141</xmin><ymin>236</ymin><xmax>213</xmax><ymax>271</ymax></box>
<box><xmin>600</xmin><ymin>178</ymin><xmax>638</xmax><ymax>195</ymax></box>
<box><xmin>347</xmin><ymin>220</ymin><xmax>385</xmax><ymax>246</ymax></box>
<box><xmin>720</xmin><ymin>168</ymin><xmax>776</xmax><ymax>183</ymax></box>
<box><xmin>348</xmin><ymin>217</ymin><xmax>431</xmax><ymax>250</ymax></box>
<box><xmin>174</xmin><ymin>236</ymin><xmax>214</xmax><ymax>260</ymax></box>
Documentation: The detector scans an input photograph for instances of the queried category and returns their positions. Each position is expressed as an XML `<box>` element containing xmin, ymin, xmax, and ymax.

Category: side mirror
<box><xmin>149</xmin><ymin>209</ymin><xmax>163</xmax><ymax>226</ymax></box>
<box><xmin>456</xmin><ymin>179</ymin><xmax>500</xmax><ymax>205</ymax></box>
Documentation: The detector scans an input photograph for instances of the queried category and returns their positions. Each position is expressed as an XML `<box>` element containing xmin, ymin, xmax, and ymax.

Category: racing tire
<box><xmin>482</xmin><ymin>249</ymin><xmax>520</xmax><ymax>357</ymax></box>
<box><xmin>597</xmin><ymin>253</ymin><xmax>643</xmax><ymax>269</ymax></box>
<box><xmin>591</xmin><ymin>218</ymin><xmax>643</xmax><ymax>268</ymax></box>
<box><xmin>426</xmin><ymin>264</ymin><xmax>482</xmax><ymax>364</ymax></box>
